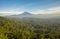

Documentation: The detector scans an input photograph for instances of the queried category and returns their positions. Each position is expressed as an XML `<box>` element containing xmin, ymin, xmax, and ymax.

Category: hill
<box><xmin>19</xmin><ymin>12</ymin><xmax>32</xmax><ymax>15</ymax></box>
<box><xmin>0</xmin><ymin>16</ymin><xmax>60</xmax><ymax>39</ymax></box>
<box><xmin>7</xmin><ymin>12</ymin><xmax>60</xmax><ymax>19</ymax></box>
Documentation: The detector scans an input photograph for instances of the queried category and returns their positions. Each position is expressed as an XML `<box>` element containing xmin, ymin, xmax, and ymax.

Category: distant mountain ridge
<box><xmin>7</xmin><ymin>12</ymin><xmax>60</xmax><ymax>19</ymax></box>
<box><xmin>19</xmin><ymin>12</ymin><xmax>32</xmax><ymax>15</ymax></box>
<box><xmin>11</xmin><ymin>12</ymin><xmax>32</xmax><ymax>16</ymax></box>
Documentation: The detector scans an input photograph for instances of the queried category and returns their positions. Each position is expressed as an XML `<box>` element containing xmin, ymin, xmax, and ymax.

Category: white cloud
<box><xmin>32</xmin><ymin>7</ymin><xmax>60</xmax><ymax>14</ymax></box>
<box><xmin>0</xmin><ymin>6</ymin><xmax>60</xmax><ymax>16</ymax></box>
<box><xmin>0</xmin><ymin>7</ymin><xmax>24</xmax><ymax>16</ymax></box>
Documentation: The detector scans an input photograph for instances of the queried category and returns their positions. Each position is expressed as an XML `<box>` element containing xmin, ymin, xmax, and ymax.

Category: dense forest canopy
<box><xmin>0</xmin><ymin>16</ymin><xmax>60</xmax><ymax>39</ymax></box>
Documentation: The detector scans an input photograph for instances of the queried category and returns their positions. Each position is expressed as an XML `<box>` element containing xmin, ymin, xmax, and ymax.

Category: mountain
<box><xmin>8</xmin><ymin>12</ymin><xmax>33</xmax><ymax>18</ymax></box>
<box><xmin>10</xmin><ymin>12</ymin><xmax>32</xmax><ymax>16</ymax></box>
<box><xmin>6</xmin><ymin>12</ymin><xmax>60</xmax><ymax>19</ymax></box>
<box><xmin>13</xmin><ymin>12</ymin><xmax>33</xmax><ymax>16</ymax></box>
<box><xmin>19</xmin><ymin>12</ymin><xmax>32</xmax><ymax>15</ymax></box>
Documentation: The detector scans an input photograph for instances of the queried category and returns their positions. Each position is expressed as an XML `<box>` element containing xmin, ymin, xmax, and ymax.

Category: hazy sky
<box><xmin>0</xmin><ymin>0</ymin><xmax>60</xmax><ymax>15</ymax></box>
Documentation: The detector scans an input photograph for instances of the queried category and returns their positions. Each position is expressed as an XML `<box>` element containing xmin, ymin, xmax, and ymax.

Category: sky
<box><xmin>0</xmin><ymin>0</ymin><xmax>60</xmax><ymax>16</ymax></box>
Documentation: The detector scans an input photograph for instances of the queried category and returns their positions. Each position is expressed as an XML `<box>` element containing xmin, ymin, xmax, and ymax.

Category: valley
<box><xmin>0</xmin><ymin>12</ymin><xmax>60</xmax><ymax>39</ymax></box>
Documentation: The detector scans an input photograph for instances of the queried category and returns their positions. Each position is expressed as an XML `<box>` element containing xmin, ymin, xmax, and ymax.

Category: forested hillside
<box><xmin>0</xmin><ymin>16</ymin><xmax>60</xmax><ymax>39</ymax></box>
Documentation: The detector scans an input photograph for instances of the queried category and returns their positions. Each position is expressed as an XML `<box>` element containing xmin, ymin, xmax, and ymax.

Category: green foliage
<box><xmin>0</xmin><ymin>33</ymin><xmax>8</xmax><ymax>39</ymax></box>
<box><xmin>0</xmin><ymin>16</ymin><xmax>60</xmax><ymax>39</ymax></box>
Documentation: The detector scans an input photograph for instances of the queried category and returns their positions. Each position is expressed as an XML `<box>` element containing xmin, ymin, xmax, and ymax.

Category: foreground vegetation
<box><xmin>0</xmin><ymin>17</ymin><xmax>60</xmax><ymax>39</ymax></box>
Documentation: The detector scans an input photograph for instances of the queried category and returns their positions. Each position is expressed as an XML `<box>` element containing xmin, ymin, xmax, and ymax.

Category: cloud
<box><xmin>32</xmin><ymin>7</ymin><xmax>60</xmax><ymax>14</ymax></box>
<box><xmin>0</xmin><ymin>6</ymin><xmax>24</xmax><ymax>15</ymax></box>
<box><xmin>0</xmin><ymin>6</ymin><xmax>60</xmax><ymax>16</ymax></box>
